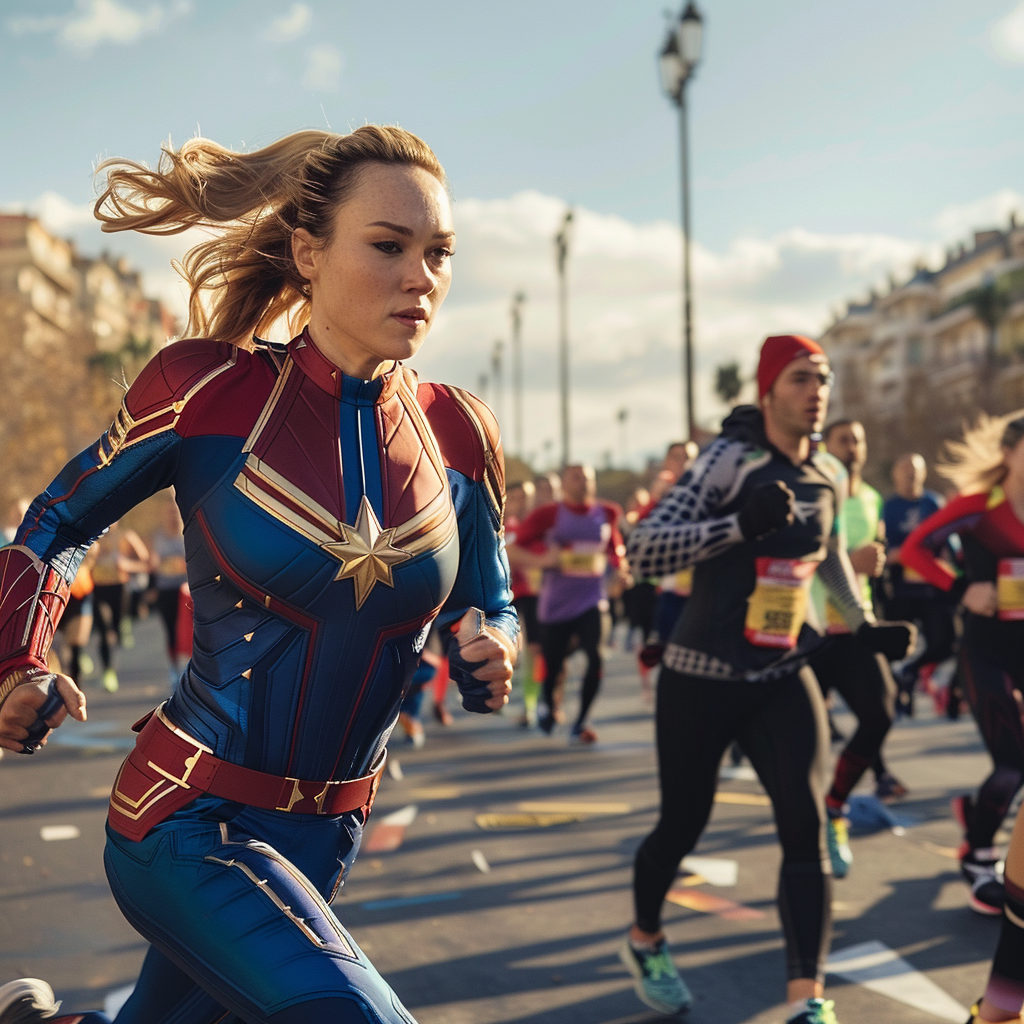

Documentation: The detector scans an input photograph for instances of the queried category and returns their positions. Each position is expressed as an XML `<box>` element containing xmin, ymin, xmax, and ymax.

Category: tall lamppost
<box><xmin>510</xmin><ymin>291</ymin><xmax>526</xmax><ymax>458</ymax></box>
<box><xmin>659</xmin><ymin>2</ymin><xmax>703</xmax><ymax>441</ymax></box>
<box><xmin>555</xmin><ymin>209</ymin><xmax>574</xmax><ymax>467</ymax></box>
<box><xmin>617</xmin><ymin>407</ymin><xmax>629</xmax><ymax>468</ymax></box>
<box><xmin>491</xmin><ymin>339</ymin><xmax>505</xmax><ymax>432</ymax></box>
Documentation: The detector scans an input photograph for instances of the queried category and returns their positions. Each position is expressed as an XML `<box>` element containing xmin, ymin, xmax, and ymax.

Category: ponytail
<box><xmin>94</xmin><ymin>126</ymin><xmax>446</xmax><ymax>348</ymax></box>
<box><xmin>937</xmin><ymin>409</ymin><xmax>1024</xmax><ymax>494</ymax></box>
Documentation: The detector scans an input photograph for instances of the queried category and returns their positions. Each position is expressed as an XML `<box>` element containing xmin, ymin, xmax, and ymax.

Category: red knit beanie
<box><xmin>757</xmin><ymin>334</ymin><xmax>824</xmax><ymax>400</ymax></box>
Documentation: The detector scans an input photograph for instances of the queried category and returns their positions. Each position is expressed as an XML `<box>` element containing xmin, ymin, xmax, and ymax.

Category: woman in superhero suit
<box><xmin>901</xmin><ymin>414</ymin><xmax>1024</xmax><ymax>931</ymax></box>
<box><xmin>0</xmin><ymin>126</ymin><xmax>517</xmax><ymax>1024</ymax></box>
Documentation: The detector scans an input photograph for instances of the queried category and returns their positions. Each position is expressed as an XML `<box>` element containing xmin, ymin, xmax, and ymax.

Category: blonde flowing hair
<box><xmin>937</xmin><ymin>410</ymin><xmax>1024</xmax><ymax>494</ymax></box>
<box><xmin>93</xmin><ymin>126</ymin><xmax>446</xmax><ymax>348</ymax></box>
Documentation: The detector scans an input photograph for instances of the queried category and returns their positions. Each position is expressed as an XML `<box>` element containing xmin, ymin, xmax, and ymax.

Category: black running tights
<box><xmin>541</xmin><ymin>606</ymin><xmax>603</xmax><ymax>729</ymax></box>
<box><xmin>959</xmin><ymin>634</ymin><xmax>1024</xmax><ymax>851</ymax></box>
<box><xmin>810</xmin><ymin>635</ymin><xmax>896</xmax><ymax>804</ymax></box>
<box><xmin>633</xmin><ymin>666</ymin><xmax>832</xmax><ymax>982</ymax></box>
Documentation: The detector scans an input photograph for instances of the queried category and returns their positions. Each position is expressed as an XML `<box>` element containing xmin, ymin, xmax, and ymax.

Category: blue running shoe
<box><xmin>826</xmin><ymin>812</ymin><xmax>853</xmax><ymax>879</ymax></box>
<box><xmin>787</xmin><ymin>997</ymin><xmax>839</xmax><ymax>1023</ymax></box>
<box><xmin>618</xmin><ymin>937</ymin><xmax>692</xmax><ymax>1016</ymax></box>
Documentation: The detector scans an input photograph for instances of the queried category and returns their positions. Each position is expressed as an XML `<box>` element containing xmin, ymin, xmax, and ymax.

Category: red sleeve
<box><xmin>603</xmin><ymin>501</ymin><xmax>625</xmax><ymax>566</ymax></box>
<box><xmin>900</xmin><ymin>491</ymin><xmax>988</xmax><ymax>591</ymax></box>
<box><xmin>515</xmin><ymin>504</ymin><xmax>559</xmax><ymax>548</ymax></box>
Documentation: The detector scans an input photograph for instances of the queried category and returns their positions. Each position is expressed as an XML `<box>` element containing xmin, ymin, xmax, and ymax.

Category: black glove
<box><xmin>21</xmin><ymin>675</ymin><xmax>63</xmax><ymax>754</ymax></box>
<box><xmin>737</xmin><ymin>481</ymin><xmax>795</xmax><ymax>542</ymax></box>
<box><xmin>447</xmin><ymin>608</ymin><xmax>498</xmax><ymax>714</ymax></box>
<box><xmin>857</xmin><ymin>621</ymin><xmax>917</xmax><ymax>662</ymax></box>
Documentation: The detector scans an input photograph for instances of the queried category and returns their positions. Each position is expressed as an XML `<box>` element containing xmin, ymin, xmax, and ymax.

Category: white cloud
<box><xmin>931</xmin><ymin>188</ymin><xmax>1024</xmax><ymax>241</ymax></box>
<box><xmin>992</xmin><ymin>1</ymin><xmax>1024</xmax><ymax>62</ymax></box>
<box><xmin>12</xmin><ymin>185</ymin><xmax>1017</xmax><ymax>469</ymax></box>
<box><xmin>266</xmin><ymin>2</ymin><xmax>310</xmax><ymax>42</ymax></box>
<box><xmin>7</xmin><ymin>0</ymin><xmax>189</xmax><ymax>51</ymax></box>
<box><xmin>302</xmin><ymin>43</ymin><xmax>342</xmax><ymax>91</ymax></box>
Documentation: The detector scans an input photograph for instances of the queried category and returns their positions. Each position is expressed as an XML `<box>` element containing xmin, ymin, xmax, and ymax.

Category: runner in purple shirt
<box><xmin>511</xmin><ymin>465</ymin><xmax>627</xmax><ymax>743</ymax></box>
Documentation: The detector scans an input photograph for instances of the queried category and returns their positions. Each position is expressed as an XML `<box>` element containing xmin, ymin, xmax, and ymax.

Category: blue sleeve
<box><xmin>16</xmin><ymin>424</ymin><xmax>181</xmax><ymax>585</ymax></box>
<box><xmin>435</xmin><ymin>469</ymin><xmax>518</xmax><ymax>707</ymax></box>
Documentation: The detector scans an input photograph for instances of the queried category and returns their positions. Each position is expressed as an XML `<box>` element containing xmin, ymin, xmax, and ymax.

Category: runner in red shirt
<box><xmin>511</xmin><ymin>465</ymin><xmax>628</xmax><ymax>743</ymax></box>
<box><xmin>902</xmin><ymin>411</ymin><xmax>1024</xmax><ymax>919</ymax></box>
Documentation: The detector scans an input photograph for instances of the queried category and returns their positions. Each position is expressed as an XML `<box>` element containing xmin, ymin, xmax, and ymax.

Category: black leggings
<box><xmin>93</xmin><ymin>583</ymin><xmax>125</xmax><ymax>671</ymax></box>
<box><xmin>810</xmin><ymin>635</ymin><xmax>896</xmax><ymax>804</ymax></box>
<box><xmin>156</xmin><ymin>587</ymin><xmax>181</xmax><ymax>660</ymax></box>
<box><xmin>633</xmin><ymin>666</ymin><xmax>832</xmax><ymax>982</ymax></box>
<box><xmin>541</xmin><ymin>606</ymin><xmax>603</xmax><ymax>729</ymax></box>
<box><xmin>959</xmin><ymin>628</ymin><xmax>1024</xmax><ymax>851</ymax></box>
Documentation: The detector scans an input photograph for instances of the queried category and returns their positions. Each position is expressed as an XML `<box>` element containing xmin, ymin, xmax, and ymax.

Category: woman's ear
<box><xmin>291</xmin><ymin>228</ymin><xmax>317</xmax><ymax>283</ymax></box>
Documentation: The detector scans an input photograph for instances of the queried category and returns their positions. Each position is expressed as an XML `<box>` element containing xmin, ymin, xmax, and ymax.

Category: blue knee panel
<box><xmin>104</xmin><ymin>797</ymin><xmax>416</xmax><ymax>1023</ymax></box>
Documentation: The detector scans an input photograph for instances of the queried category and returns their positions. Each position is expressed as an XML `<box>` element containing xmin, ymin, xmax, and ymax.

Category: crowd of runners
<box><xmin>0</xmin><ymin>123</ymin><xmax>1022</xmax><ymax>1024</ymax></box>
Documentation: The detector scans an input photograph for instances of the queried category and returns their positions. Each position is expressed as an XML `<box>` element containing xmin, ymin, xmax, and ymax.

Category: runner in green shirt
<box><xmin>809</xmin><ymin>420</ymin><xmax>907</xmax><ymax>879</ymax></box>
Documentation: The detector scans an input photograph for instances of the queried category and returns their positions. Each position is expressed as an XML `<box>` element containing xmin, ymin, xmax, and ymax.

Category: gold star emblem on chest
<box><xmin>322</xmin><ymin>496</ymin><xmax>412</xmax><ymax>609</ymax></box>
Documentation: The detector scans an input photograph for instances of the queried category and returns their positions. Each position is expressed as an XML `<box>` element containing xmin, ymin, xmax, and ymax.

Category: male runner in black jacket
<box><xmin>618</xmin><ymin>334</ymin><xmax>913</xmax><ymax>1024</ymax></box>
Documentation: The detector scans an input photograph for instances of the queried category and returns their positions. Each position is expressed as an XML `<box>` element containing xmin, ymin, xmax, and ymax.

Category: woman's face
<box><xmin>1004</xmin><ymin>435</ymin><xmax>1024</xmax><ymax>486</ymax></box>
<box><xmin>293</xmin><ymin>162</ymin><xmax>455</xmax><ymax>379</ymax></box>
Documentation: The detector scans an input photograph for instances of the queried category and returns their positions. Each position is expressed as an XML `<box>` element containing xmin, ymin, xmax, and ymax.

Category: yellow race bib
<box><xmin>998</xmin><ymin>559</ymin><xmax>1024</xmax><ymax>621</ymax></box>
<box><xmin>558</xmin><ymin>546</ymin><xmax>607</xmax><ymax>577</ymax></box>
<box><xmin>745</xmin><ymin>558</ymin><xmax>818</xmax><ymax>649</ymax></box>
<box><xmin>824</xmin><ymin>597</ymin><xmax>851</xmax><ymax>635</ymax></box>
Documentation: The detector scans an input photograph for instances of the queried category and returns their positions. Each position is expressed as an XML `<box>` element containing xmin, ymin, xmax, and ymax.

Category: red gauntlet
<box><xmin>0</xmin><ymin>546</ymin><xmax>70</xmax><ymax>701</ymax></box>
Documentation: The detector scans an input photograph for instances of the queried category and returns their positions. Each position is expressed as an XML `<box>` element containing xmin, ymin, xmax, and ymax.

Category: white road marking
<box><xmin>388</xmin><ymin>758</ymin><xmax>404</xmax><ymax>781</ymax></box>
<box><xmin>381</xmin><ymin>804</ymin><xmax>418</xmax><ymax>827</ymax></box>
<box><xmin>826</xmin><ymin>940</ymin><xmax>969</xmax><ymax>1021</ymax></box>
<box><xmin>719</xmin><ymin>765</ymin><xmax>757</xmax><ymax>781</ymax></box>
<box><xmin>104</xmin><ymin>983</ymin><xmax>134</xmax><ymax>1016</ymax></box>
<box><xmin>471</xmin><ymin>849</ymin><xmax>491</xmax><ymax>873</ymax></box>
<box><xmin>681</xmin><ymin>856</ymin><xmax>738</xmax><ymax>886</ymax></box>
<box><xmin>40</xmin><ymin>825</ymin><xmax>80</xmax><ymax>841</ymax></box>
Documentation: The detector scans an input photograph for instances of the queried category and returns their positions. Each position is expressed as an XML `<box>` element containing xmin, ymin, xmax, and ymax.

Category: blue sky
<box><xmin>2</xmin><ymin>0</ymin><xmax>1023</xmax><ymax>466</ymax></box>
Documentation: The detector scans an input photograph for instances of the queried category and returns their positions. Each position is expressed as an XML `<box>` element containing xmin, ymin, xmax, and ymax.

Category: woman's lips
<box><xmin>392</xmin><ymin>310</ymin><xmax>426</xmax><ymax>329</ymax></box>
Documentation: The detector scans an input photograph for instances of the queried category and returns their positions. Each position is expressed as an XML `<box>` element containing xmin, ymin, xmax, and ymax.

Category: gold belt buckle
<box><xmin>146</xmin><ymin>704</ymin><xmax>212</xmax><ymax>790</ymax></box>
<box><xmin>276</xmin><ymin>778</ymin><xmax>338</xmax><ymax>814</ymax></box>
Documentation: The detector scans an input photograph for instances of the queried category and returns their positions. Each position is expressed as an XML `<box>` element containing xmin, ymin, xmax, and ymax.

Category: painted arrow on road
<box><xmin>826</xmin><ymin>940</ymin><xmax>969</xmax><ymax>1022</ymax></box>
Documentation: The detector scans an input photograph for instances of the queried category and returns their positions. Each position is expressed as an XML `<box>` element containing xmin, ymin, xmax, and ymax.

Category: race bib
<box><xmin>824</xmin><ymin>597</ymin><xmax>851</xmax><ymax>635</ymax></box>
<box><xmin>558</xmin><ymin>546</ymin><xmax>607</xmax><ymax>577</ymax></box>
<box><xmin>998</xmin><ymin>559</ymin><xmax>1024</xmax><ymax>621</ymax></box>
<box><xmin>744</xmin><ymin>557</ymin><xmax>818</xmax><ymax>649</ymax></box>
<box><xmin>669</xmin><ymin>568</ymin><xmax>693</xmax><ymax>597</ymax></box>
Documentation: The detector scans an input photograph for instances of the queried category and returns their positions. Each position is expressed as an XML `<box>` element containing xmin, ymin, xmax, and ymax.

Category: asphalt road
<box><xmin>0</xmin><ymin>616</ymin><xmax>1004</xmax><ymax>1023</ymax></box>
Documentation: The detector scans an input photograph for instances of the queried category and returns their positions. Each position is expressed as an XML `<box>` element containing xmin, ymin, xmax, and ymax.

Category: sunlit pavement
<box><xmin>0</xmin><ymin>617</ymin><xmax>1001</xmax><ymax>1023</ymax></box>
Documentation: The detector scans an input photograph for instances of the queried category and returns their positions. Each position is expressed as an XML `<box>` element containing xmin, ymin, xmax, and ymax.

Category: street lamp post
<box><xmin>617</xmin><ymin>407</ymin><xmax>629</xmax><ymax>468</ymax></box>
<box><xmin>554</xmin><ymin>210</ymin><xmax>574</xmax><ymax>467</ymax></box>
<box><xmin>510</xmin><ymin>292</ymin><xmax>526</xmax><ymax>458</ymax></box>
<box><xmin>491</xmin><ymin>340</ymin><xmax>505</xmax><ymax>433</ymax></box>
<box><xmin>659</xmin><ymin>2</ymin><xmax>703</xmax><ymax>441</ymax></box>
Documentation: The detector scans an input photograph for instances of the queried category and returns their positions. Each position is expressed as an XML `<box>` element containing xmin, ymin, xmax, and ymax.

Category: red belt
<box><xmin>108</xmin><ymin>704</ymin><xmax>385</xmax><ymax>842</ymax></box>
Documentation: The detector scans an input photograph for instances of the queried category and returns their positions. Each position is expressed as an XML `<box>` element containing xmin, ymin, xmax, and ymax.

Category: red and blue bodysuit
<box><xmin>901</xmin><ymin>487</ymin><xmax>1024</xmax><ymax>859</ymax></box>
<box><xmin>0</xmin><ymin>331</ymin><xmax>517</xmax><ymax>1024</ymax></box>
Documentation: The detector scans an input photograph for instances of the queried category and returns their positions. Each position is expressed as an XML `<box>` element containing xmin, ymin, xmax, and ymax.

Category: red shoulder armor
<box><xmin>0</xmin><ymin>546</ymin><xmax>70</xmax><ymax>692</ymax></box>
<box><xmin>102</xmin><ymin>341</ymin><xmax>274</xmax><ymax>461</ymax></box>
<box><xmin>418</xmin><ymin>382</ymin><xmax>505</xmax><ymax>514</ymax></box>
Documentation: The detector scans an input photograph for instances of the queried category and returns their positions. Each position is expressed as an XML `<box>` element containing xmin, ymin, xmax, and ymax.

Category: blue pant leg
<box><xmin>104</xmin><ymin>802</ymin><xmax>416</xmax><ymax>1024</ymax></box>
<box><xmin>113</xmin><ymin>945</ymin><xmax>241</xmax><ymax>1024</ymax></box>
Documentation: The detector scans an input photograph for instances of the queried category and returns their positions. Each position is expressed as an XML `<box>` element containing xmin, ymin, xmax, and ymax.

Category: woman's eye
<box><xmin>430</xmin><ymin>247</ymin><xmax>454</xmax><ymax>261</ymax></box>
<box><xmin>374</xmin><ymin>241</ymin><xmax>402</xmax><ymax>254</ymax></box>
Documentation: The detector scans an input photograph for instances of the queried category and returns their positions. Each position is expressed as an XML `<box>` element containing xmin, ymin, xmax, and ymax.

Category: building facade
<box><xmin>821</xmin><ymin>215</ymin><xmax>1024</xmax><ymax>487</ymax></box>
<box><xmin>0</xmin><ymin>213</ymin><xmax>175</xmax><ymax>519</ymax></box>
